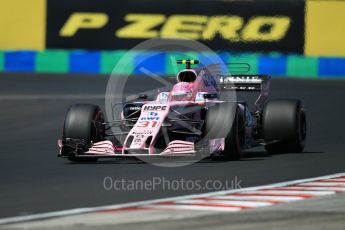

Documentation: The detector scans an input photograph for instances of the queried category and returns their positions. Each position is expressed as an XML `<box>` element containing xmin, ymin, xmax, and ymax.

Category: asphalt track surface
<box><xmin>0</xmin><ymin>73</ymin><xmax>345</xmax><ymax>219</ymax></box>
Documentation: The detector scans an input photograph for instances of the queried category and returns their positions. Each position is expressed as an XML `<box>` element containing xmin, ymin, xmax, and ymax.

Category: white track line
<box><xmin>0</xmin><ymin>94</ymin><xmax>105</xmax><ymax>100</ymax></box>
<box><xmin>175</xmin><ymin>199</ymin><xmax>273</xmax><ymax>207</ymax></box>
<box><xmin>1</xmin><ymin>172</ymin><xmax>345</xmax><ymax>225</ymax></box>
<box><xmin>143</xmin><ymin>204</ymin><xmax>241</xmax><ymax>212</ymax></box>
<box><xmin>299</xmin><ymin>182</ymin><xmax>345</xmax><ymax>187</ymax></box>
<box><xmin>273</xmin><ymin>186</ymin><xmax>345</xmax><ymax>192</ymax></box>
<box><xmin>322</xmin><ymin>179</ymin><xmax>345</xmax><ymax>182</ymax></box>
<box><xmin>205</xmin><ymin>195</ymin><xmax>304</xmax><ymax>202</ymax></box>
<box><xmin>0</xmin><ymin>94</ymin><xmax>124</xmax><ymax>100</ymax></box>
<box><xmin>241</xmin><ymin>190</ymin><xmax>335</xmax><ymax>196</ymax></box>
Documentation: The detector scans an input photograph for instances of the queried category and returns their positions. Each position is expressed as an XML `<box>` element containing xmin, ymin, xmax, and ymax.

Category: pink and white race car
<box><xmin>58</xmin><ymin>59</ymin><xmax>306</xmax><ymax>162</ymax></box>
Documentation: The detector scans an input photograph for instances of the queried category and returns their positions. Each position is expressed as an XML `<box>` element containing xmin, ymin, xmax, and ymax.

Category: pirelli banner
<box><xmin>46</xmin><ymin>0</ymin><xmax>304</xmax><ymax>53</ymax></box>
<box><xmin>1</xmin><ymin>0</ymin><xmax>345</xmax><ymax>56</ymax></box>
<box><xmin>0</xmin><ymin>0</ymin><xmax>305</xmax><ymax>53</ymax></box>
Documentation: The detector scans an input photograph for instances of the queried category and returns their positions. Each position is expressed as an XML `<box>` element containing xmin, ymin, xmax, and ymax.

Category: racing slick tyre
<box><xmin>63</xmin><ymin>104</ymin><xmax>105</xmax><ymax>162</ymax></box>
<box><xmin>205</xmin><ymin>103</ymin><xmax>245</xmax><ymax>160</ymax></box>
<box><xmin>263</xmin><ymin>99</ymin><xmax>306</xmax><ymax>154</ymax></box>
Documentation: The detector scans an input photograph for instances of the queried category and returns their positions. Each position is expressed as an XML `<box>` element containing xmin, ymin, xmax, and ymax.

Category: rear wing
<box><xmin>219</xmin><ymin>75</ymin><xmax>271</xmax><ymax>111</ymax></box>
<box><xmin>219</xmin><ymin>75</ymin><xmax>270</xmax><ymax>91</ymax></box>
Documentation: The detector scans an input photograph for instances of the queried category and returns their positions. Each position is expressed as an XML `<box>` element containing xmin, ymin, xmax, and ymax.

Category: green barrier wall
<box><xmin>36</xmin><ymin>50</ymin><xmax>69</xmax><ymax>73</ymax></box>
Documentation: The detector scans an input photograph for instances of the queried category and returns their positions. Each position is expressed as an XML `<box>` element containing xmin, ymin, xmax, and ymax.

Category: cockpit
<box><xmin>177</xmin><ymin>70</ymin><xmax>197</xmax><ymax>83</ymax></box>
<box><xmin>156</xmin><ymin>59</ymin><xmax>219</xmax><ymax>102</ymax></box>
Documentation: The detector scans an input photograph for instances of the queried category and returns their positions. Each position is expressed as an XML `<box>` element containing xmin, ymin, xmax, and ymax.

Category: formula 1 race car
<box><xmin>58</xmin><ymin>59</ymin><xmax>306</xmax><ymax>162</ymax></box>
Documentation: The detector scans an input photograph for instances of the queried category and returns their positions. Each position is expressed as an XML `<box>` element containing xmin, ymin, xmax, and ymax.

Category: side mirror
<box><xmin>136</xmin><ymin>94</ymin><xmax>148</xmax><ymax>100</ymax></box>
<box><xmin>203</xmin><ymin>93</ymin><xmax>217</xmax><ymax>99</ymax></box>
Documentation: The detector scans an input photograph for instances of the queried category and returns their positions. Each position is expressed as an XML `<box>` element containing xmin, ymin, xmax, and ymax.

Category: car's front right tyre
<box><xmin>62</xmin><ymin>104</ymin><xmax>105</xmax><ymax>162</ymax></box>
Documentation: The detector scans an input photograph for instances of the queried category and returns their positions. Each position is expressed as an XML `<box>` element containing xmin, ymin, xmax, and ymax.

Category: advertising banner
<box><xmin>46</xmin><ymin>0</ymin><xmax>305</xmax><ymax>53</ymax></box>
<box><xmin>0</xmin><ymin>0</ymin><xmax>45</xmax><ymax>50</ymax></box>
<box><xmin>305</xmin><ymin>0</ymin><xmax>345</xmax><ymax>56</ymax></box>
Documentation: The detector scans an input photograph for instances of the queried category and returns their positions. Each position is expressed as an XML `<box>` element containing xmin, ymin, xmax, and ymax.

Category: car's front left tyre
<box><xmin>205</xmin><ymin>103</ymin><xmax>245</xmax><ymax>160</ymax></box>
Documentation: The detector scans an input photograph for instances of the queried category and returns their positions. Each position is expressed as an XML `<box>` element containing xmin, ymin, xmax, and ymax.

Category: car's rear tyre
<box><xmin>205</xmin><ymin>103</ymin><xmax>245</xmax><ymax>160</ymax></box>
<box><xmin>263</xmin><ymin>99</ymin><xmax>306</xmax><ymax>154</ymax></box>
<box><xmin>62</xmin><ymin>104</ymin><xmax>105</xmax><ymax>162</ymax></box>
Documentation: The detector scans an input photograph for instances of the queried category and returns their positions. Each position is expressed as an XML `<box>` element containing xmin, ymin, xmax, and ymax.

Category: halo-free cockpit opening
<box><xmin>177</xmin><ymin>70</ymin><xmax>197</xmax><ymax>82</ymax></box>
<box><xmin>176</xmin><ymin>59</ymin><xmax>200</xmax><ymax>83</ymax></box>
